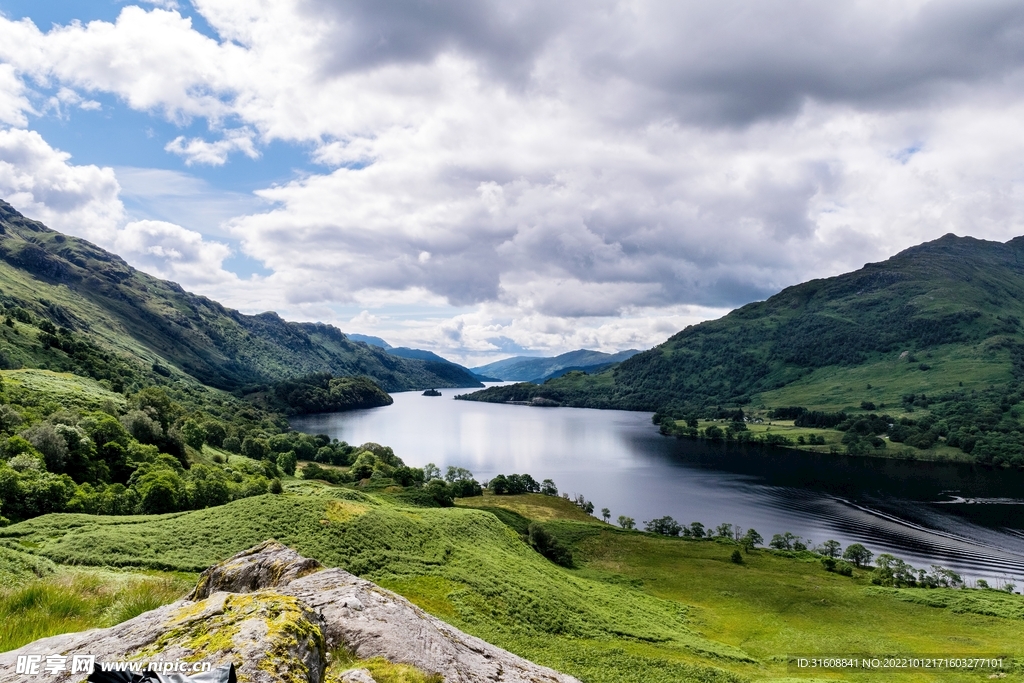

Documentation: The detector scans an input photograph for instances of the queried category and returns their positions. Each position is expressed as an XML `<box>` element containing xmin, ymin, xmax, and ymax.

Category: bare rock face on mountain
<box><xmin>0</xmin><ymin>540</ymin><xmax>581</xmax><ymax>683</ymax></box>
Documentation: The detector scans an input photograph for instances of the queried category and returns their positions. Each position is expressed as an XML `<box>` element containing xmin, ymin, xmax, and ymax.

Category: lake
<box><xmin>292</xmin><ymin>386</ymin><xmax>1024</xmax><ymax>584</ymax></box>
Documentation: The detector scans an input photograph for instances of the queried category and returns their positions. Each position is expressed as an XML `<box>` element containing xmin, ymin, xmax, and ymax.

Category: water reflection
<box><xmin>291</xmin><ymin>388</ymin><xmax>1024</xmax><ymax>583</ymax></box>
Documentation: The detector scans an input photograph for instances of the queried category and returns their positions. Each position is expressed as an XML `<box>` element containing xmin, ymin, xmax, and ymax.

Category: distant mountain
<box><xmin>347</xmin><ymin>334</ymin><xmax>391</xmax><ymax>349</ymax></box>
<box><xmin>386</xmin><ymin>346</ymin><xmax>498</xmax><ymax>383</ymax></box>
<box><xmin>0</xmin><ymin>200</ymin><xmax>481</xmax><ymax>392</ymax></box>
<box><xmin>471</xmin><ymin>349</ymin><xmax>642</xmax><ymax>382</ymax></box>
<box><xmin>462</xmin><ymin>233</ymin><xmax>1024</xmax><ymax>414</ymax></box>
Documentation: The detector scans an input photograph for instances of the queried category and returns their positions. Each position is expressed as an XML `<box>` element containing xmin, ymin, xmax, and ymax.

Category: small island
<box><xmin>423</xmin><ymin>388</ymin><xmax>442</xmax><ymax>396</ymax></box>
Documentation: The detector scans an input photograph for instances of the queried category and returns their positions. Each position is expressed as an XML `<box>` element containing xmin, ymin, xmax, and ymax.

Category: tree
<box><xmin>181</xmin><ymin>419</ymin><xmax>207</xmax><ymax>451</ymax></box>
<box><xmin>0</xmin><ymin>405</ymin><xmax>22</xmax><ymax>433</ymax></box>
<box><xmin>820</xmin><ymin>540</ymin><xmax>841</xmax><ymax>558</ymax></box>
<box><xmin>617</xmin><ymin>515</ymin><xmax>635</xmax><ymax>530</ymax></box>
<box><xmin>874</xmin><ymin>553</ymin><xmax>916</xmax><ymax>586</ymax></box>
<box><xmin>730</xmin><ymin>549</ymin><xmax>743</xmax><ymax>564</ymax></box>
<box><xmin>23</xmin><ymin>423</ymin><xmax>69</xmax><ymax>473</ymax></box>
<box><xmin>130</xmin><ymin>387</ymin><xmax>179</xmax><ymax>433</ymax></box>
<box><xmin>540</xmin><ymin>478</ymin><xmax>558</xmax><ymax>496</ymax></box>
<box><xmin>120</xmin><ymin>409</ymin><xmax>164</xmax><ymax>446</ymax></box>
<box><xmin>770</xmin><ymin>532</ymin><xmax>797</xmax><ymax>550</ymax></box>
<box><xmin>450</xmin><ymin>477</ymin><xmax>483</xmax><ymax>498</ymax></box>
<box><xmin>350</xmin><ymin>451</ymin><xmax>376</xmax><ymax>481</ymax></box>
<box><xmin>425</xmin><ymin>479</ymin><xmax>453</xmax><ymax>507</ymax></box>
<box><xmin>645</xmin><ymin>516</ymin><xmax>682</xmax><ymax>536</ymax></box>
<box><xmin>133</xmin><ymin>466</ymin><xmax>185</xmax><ymax>514</ymax></box>
<box><xmin>741</xmin><ymin>529</ymin><xmax>763</xmax><ymax>551</ymax></box>
<box><xmin>715</xmin><ymin>523</ymin><xmax>733</xmax><ymax>538</ymax></box>
<box><xmin>601</xmin><ymin>507</ymin><xmax>611</xmax><ymax>523</ymax></box>
<box><xmin>185</xmin><ymin>464</ymin><xmax>229</xmax><ymax>508</ymax></box>
<box><xmin>488</xmin><ymin>474</ymin><xmax>509</xmax><ymax>494</ymax></box>
<box><xmin>241</xmin><ymin>436</ymin><xmax>269</xmax><ymax>461</ymax></box>
<box><xmin>689</xmin><ymin>522</ymin><xmax>706</xmax><ymax>539</ymax></box>
<box><xmin>842</xmin><ymin>543</ymin><xmax>873</xmax><ymax>568</ymax></box>
<box><xmin>203</xmin><ymin>421</ymin><xmax>227</xmax><ymax>447</ymax></box>
<box><xmin>392</xmin><ymin>466</ymin><xmax>425</xmax><ymax>487</ymax></box>
<box><xmin>423</xmin><ymin>463</ymin><xmax>442</xmax><ymax>481</ymax></box>
<box><xmin>276</xmin><ymin>451</ymin><xmax>297</xmax><ymax>476</ymax></box>
<box><xmin>445</xmin><ymin>466</ymin><xmax>474</xmax><ymax>483</ymax></box>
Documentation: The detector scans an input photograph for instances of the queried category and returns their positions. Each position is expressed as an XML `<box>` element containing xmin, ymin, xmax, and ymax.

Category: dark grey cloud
<box><xmin>580</xmin><ymin>0</ymin><xmax>1024</xmax><ymax>125</ymax></box>
<box><xmin>297</xmin><ymin>0</ymin><xmax>581</xmax><ymax>81</ymax></box>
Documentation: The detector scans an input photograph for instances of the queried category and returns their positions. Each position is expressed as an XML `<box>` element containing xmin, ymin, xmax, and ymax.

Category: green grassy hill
<box><xmin>612</xmin><ymin>233</ymin><xmax>1024</xmax><ymax>412</ymax></box>
<box><xmin>462</xmin><ymin>234</ymin><xmax>1024</xmax><ymax>465</ymax></box>
<box><xmin>0</xmin><ymin>200</ymin><xmax>479</xmax><ymax>392</ymax></box>
<box><xmin>2</xmin><ymin>489</ymin><xmax>1020</xmax><ymax>682</ymax></box>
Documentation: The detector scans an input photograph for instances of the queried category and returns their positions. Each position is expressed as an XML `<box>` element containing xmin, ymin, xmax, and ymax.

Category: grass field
<box><xmin>0</xmin><ymin>559</ymin><xmax>194</xmax><ymax>651</ymax></box>
<box><xmin>0</xmin><ymin>368</ymin><xmax>128</xmax><ymax>413</ymax></box>
<box><xmin>1</xmin><ymin>490</ymin><xmax>1021</xmax><ymax>682</ymax></box>
<box><xmin>686</xmin><ymin>419</ymin><xmax>977</xmax><ymax>463</ymax></box>
<box><xmin>755</xmin><ymin>344</ymin><xmax>1012</xmax><ymax>413</ymax></box>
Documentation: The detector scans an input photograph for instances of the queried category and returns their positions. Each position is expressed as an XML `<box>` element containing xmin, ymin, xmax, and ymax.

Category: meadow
<box><xmin>1</xmin><ymin>488</ymin><xmax>1021</xmax><ymax>682</ymax></box>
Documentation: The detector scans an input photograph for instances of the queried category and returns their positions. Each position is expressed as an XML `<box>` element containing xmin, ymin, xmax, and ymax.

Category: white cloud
<box><xmin>0</xmin><ymin>64</ymin><xmax>33</xmax><ymax>126</ymax></box>
<box><xmin>165</xmin><ymin>128</ymin><xmax>259</xmax><ymax>165</ymax></box>
<box><xmin>113</xmin><ymin>219</ymin><xmax>239</xmax><ymax>285</ymax></box>
<box><xmin>0</xmin><ymin>128</ymin><xmax>123</xmax><ymax>242</ymax></box>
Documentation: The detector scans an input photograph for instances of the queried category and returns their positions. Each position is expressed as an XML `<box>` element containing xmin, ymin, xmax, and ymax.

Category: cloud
<box><xmin>5</xmin><ymin>1</ymin><xmax>1024</xmax><ymax>359</ymax></box>
<box><xmin>0</xmin><ymin>64</ymin><xmax>33</xmax><ymax>126</ymax></box>
<box><xmin>114</xmin><ymin>166</ymin><xmax>264</xmax><ymax>237</ymax></box>
<box><xmin>113</xmin><ymin>219</ymin><xmax>238</xmax><ymax>285</ymax></box>
<box><xmin>0</xmin><ymin>128</ymin><xmax>123</xmax><ymax>242</ymax></box>
<box><xmin>165</xmin><ymin>128</ymin><xmax>259</xmax><ymax>165</ymax></box>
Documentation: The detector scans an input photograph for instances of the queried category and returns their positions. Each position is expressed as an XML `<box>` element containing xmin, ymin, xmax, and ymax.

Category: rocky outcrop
<box><xmin>188</xmin><ymin>541</ymin><xmax>323</xmax><ymax>600</ymax></box>
<box><xmin>0</xmin><ymin>541</ymin><xmax>581</xmax><ymax>683</ymax></box>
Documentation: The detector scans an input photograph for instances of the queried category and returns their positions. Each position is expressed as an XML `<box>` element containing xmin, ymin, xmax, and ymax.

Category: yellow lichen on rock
<box><xmin>138</xmin><ymin>591</ymin><xmax>328</xmax><ymax>683</ymax></box>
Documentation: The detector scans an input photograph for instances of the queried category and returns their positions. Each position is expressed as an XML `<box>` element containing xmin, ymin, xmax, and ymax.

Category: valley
<box><xmin>0</xmin><ymin>204</ymin><xmax>1021</xmax><ymax>681</ymax></box>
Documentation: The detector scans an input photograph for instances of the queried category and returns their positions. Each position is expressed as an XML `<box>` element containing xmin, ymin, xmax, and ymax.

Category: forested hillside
<box><xmin>0</xmin><ymin>200</ymin><xmax>480</xmax><ymax>393</ymax></box>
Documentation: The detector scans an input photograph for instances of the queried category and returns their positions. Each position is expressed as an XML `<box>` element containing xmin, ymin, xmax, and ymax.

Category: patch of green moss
<box><xmin>139</xmin><ymin>591</ymin><xmax>326</xmax><ymax>683</ymax></box>
<box><xmin>326</xmin><ymin>648</ymin><xmax>443</xmax><ymax>683</ymax></box>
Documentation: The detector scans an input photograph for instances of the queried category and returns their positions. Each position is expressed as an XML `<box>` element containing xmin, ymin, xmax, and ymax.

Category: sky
<box><xmin>1</xmin><ymin>1</ymin><xmax>1024</xmax><ymax>366</ymax></box>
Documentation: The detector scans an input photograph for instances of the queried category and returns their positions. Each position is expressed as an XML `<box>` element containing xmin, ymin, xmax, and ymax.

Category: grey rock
<box><xmin>0</xmin><ymin>541</ymin><xmax>581</xmax><ymax>683</ymax></box>
<box><xmin>339</xmin><ymin>670</ymin><xmax>376</xmax><ymax>683</ymax></box>
<box><xmin>189</xmin><ymin>538</ymin><xmax>323</xmax><ymax>600</ymax></box>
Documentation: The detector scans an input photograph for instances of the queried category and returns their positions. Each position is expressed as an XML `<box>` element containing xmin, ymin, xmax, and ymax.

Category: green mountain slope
<box><xmin>0</xmin><ymin>201</ymin><xmax>479</xmax><ymax>392</ymax></box>
<box><xmin>462</xmin><ymin>231</ymin><xmax>1024</xmax><ymax>417</ymax></box>
<box><xmin>609</xmin><ymin>233</ymin><xmax>1024</xmax><ymax>412</ymax></box>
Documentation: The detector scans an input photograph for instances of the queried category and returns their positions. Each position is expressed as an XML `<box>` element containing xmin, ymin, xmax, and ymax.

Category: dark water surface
<box><xmin>292</xmin><ymin>387</ymin><xmax>1024</xmax><ymax>583</ymax></box>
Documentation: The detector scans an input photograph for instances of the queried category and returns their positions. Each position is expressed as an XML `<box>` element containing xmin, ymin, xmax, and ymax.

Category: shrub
<box><xmin>276</xmin><ymin>451</ymin><xmax>297</xmax><ymax>476</ymax></box>
<box><xmin>528</xmin><ymin>523</ymin><xmax>574</xmax><ymax>567</ymax></box>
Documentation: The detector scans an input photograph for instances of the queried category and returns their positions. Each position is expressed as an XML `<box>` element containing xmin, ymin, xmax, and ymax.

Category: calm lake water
<box><xmin>292</xmin><ymin>386</ymin><xmax>1024</xmax><ymax>584</ymax></box>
